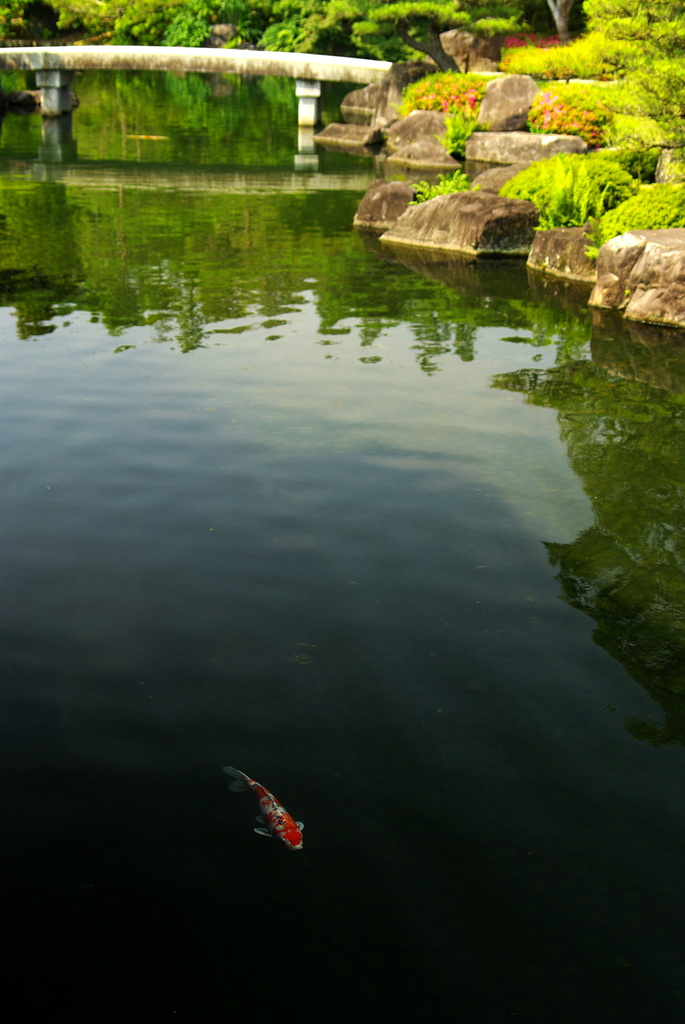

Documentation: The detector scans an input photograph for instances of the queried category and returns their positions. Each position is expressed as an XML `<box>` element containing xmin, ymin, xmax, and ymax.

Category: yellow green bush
<box><xmin>500</xmin><ymin>31</ymin><xmax>638</xmax><ymax>81</ymax></box>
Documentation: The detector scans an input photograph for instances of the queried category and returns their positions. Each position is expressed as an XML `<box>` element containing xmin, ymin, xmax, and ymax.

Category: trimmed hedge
<box><xmin>591</xmin><ymin>184</ymin><xmax>685</xmax><ymax>249</ymax></box>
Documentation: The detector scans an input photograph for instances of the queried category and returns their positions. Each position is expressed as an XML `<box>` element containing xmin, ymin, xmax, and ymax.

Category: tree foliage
<box><xmin>351</xmin><ymin>1</ymin><xmax>522</xmax><ymax>71</ymax></box>
<box><xmin>583</xmin><ymin>0</ymin><xmax>685</xmax><ymax>151</ymax></box>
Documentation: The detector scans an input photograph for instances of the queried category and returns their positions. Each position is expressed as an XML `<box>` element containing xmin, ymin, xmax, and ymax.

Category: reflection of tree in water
<box><xmin>343</xmin><ymin>245</ymin><xmax>591</xmax><ymax>373</ymax></box>
<box><xmin>152</xmin><ymin>273</ymin><xmax>207</xmax><ymax>353</ymax></box>
<box><xmin>493</xmin><ymin>337</ymin><xmax>685</xmax><ymax>746</ymax></box>
<box><xmin>411</xmin><ymin>318</ymin><xmax>476</xmax><ymax>373</ymax></box>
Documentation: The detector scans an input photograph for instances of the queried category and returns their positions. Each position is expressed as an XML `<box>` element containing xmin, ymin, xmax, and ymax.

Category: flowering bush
<box><xmin>527</xmin><ymin>84</ymin><xmax>613</xmax><ymax>147</ymax></box>
<box><xmin>503</xmin><ymin>34</ymin><xmax>560</xmax><ymax>49</ymax></box>
<box><xmin>400</xmin><ymin>72</ymin><xmax>492</xmax><ymax>119</ymax></box>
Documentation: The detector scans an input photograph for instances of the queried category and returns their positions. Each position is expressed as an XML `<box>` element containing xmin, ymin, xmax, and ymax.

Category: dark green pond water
<box><xmin>2</xmin><ymin>70</ymin><xmax>685</xmax><ymax>1022</ymax></box>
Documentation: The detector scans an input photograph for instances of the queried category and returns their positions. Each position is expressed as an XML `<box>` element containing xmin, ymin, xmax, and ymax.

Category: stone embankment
<box><xmin>320</xmin><ymin>64</ymin><xmax>685</xmax><ymax>332</ymax></box>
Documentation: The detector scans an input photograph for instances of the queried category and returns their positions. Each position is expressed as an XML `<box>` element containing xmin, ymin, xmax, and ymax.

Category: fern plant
<box><xmin>501</xmin><ymin>153</ymin><xmax>639</xmax><ymax>230</ymax></box>
<box><xmin>440</xmin><ymin>110</ymin><xmax>480</xmax><ymax>159</ymax></box>
<box><xmin>409</xmin><ymin>169</ymin><xmax>473</xmax><ymax>204</ymax></box>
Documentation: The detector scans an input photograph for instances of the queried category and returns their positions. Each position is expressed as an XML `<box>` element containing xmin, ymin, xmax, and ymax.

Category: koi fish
<box><xmin>222</xmin><ymin>766</ymin><xmax>304</xmax><ymax>851</ymax></box>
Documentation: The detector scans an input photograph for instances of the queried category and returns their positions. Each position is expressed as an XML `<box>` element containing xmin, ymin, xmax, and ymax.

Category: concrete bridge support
<box><xmin>295</xmin><ymin>79</ymin><xmax>321</xmax><ymax>127</ymax></box>
<box><xmin>35</xmin><ymin>69</ymin><xmax>76</xmax><ymax>116</ymax></box>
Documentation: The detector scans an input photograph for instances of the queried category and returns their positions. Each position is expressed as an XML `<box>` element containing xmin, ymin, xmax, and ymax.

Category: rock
<box><xmin>589</xmin><ymin>231</ymin><xmax>651</xmax><ymax>310</ymax></box>
<box><xmin>466</xmin><ymin>131</ymin><xmax>588</xmax><ymax>165</ymax></box>
<box><xmin>656</xmin><ymin>148</ymin><xmax>685</xmax><ymax>184</ymax></box>
<box><xmin>313</xmin><ymin>123</ymin><xmax>383</xmax><ymax>150</ymax></box>
<box><xmin>439</xmin><ymin>29</ymin><xmax>504</xmax><ymax>73</ymax></box>
<box><xmin>385</xmin><ymin>110</ymin><xmax>448</xmax><ymax>153</ymax></box>
<box><xmin>371</xmin><ymin>61</ymin><xmax>433</xmax><ymax>129</ymax></box>
<box><xmin>527</xmin><ymin>225</ymin><xmax>597</xmax><ymax>282</ymax></box>
<box><xmin>341</xmin><ymin>83</ymin><xmax>380</xmax><ymax>125</ymax></box>
<box><xmin>477</xmin><ymin>75</ymin><xmax>539</xmax><ymax>132</ymax></box>
<box><xmin>470</xmin><ymin>162</ymin><xmax>530</xmax><ymax>193</ymax></box>
<box><xmin>203</xmin><ymin>23</ymin><xmax>238</xmax><ymax>48</ymax></box>
<box><xmin>380</xmin><ymin>190</ymin><xmax>539</xmax><ymax>257</ymax></box>
<box><xmin>589</xmin><ymin>229</ymin><xmax>685</xmax><ymax>329</ymax></box>
<box><xmin>625</xmin><ymin>232</ymin><xmax>685</xmax><ymax>327</ymax></box>
<box><xmin>353</xmin><ymin>180</ymin><xmax>417</xmax><ymax>233</ymax></box>
<box><xmin>8</xmin><ymin>89</ymin><xmax>79</xmax><ymax>111</ymax></box>
<box><xmin>386</xmin><ymin>138</ymin><xmax>461</xmax><ymax>170</ymax></box>
<box><xmin>7</xmin><ymin>89</ymin><xmax>40</xmax><ymax>110</ymax></box>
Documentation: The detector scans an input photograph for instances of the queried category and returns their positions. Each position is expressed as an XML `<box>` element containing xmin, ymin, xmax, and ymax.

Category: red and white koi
<box><xmin>222</xmin><ymin>766</ymin><xmax>304</xmax><ymax>851</ymax></box>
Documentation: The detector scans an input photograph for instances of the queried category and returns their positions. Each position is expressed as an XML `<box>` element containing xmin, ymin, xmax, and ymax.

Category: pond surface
<box><xmin>2</xmin><ymin>71</ymin><xmax>685</xmax><ymax>1022</ymax></box>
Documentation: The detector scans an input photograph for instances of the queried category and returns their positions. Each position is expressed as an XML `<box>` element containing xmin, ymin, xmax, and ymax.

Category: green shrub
<box><xmin>164</xmin><ymin>4</ymin><xmax>216</xmax><ymax>47</ymax></box>
<box><xmin>43</xmin><ymin>0</ymin><xmax>107</xmax><ymax>35</ymax></box>
<box><xmin>409</xmin><ymin>169</ymin><xmax>473</xmax><ymax>204</ymax></box>
<box><xmin>528</xmin><ymin>83</ymin><xmax>613</xmax><ymax>147</ymax></box>
<box><xmin>110</xmin><ymin>0</ymin><xmax>182</xmax><ymax>44</ymax></box>
<box><xmin>500</xmin><ymin>31</ymin><xmax>639</xmax><ymax>80</ymax></box>
<box><xmin>500</xmin><ymin>152</ymin><xmax>639</xmax><ymax>229</ymax></box>
<box><xmin>609</xmin><ymin>147</ymin><xmax>660</xmax><ymax>183</ymax></box>
<box><xmin>590</xmin><ymin>184</ymin><xmax>685</xmax><ymax>250</ymax></box>
<box><xmin>400</xmin><ymin>72</ymin><xmax>491</xmax><ymax>118</ymax></box>
<box><xmin>440</xmin><ymin>109</ymin><xmax>480</xmax><ymax>159</ymax></box>
<box><xmin>259</xmin><ymin>0</ymin><xmax>358</xmax><ymax>56</ymax></box>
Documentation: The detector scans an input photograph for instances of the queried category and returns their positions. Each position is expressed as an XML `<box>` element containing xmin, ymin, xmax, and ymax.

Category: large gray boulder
<box><xmin>466</xmin><ymin>131</ymin><xmax>588</xmax><ymax>165</ymax></box>
<box><xmin>371</xmin><ymin>61</ymin><xmax>433</xmax><ymax>129</ymax></box>
<box><xmin>353</xmin><ymin>180</ymin><xmax>417</xmax><ymax>233</ymax></box>
<box><xmin>385</xmin><ymin>110</ymin><xmax>449</xmax><ymax>153</ymax></box>
<box><xmin>313</xmin><ymin>123</ymin><xmax>383</xmax><ymax>149</ymax></box>
<box><xmin>470</xmin><ymin>162</ymin><xmax>530</xmax><ymax>193</ymax></box>
<box><xmin>477</xmin><ymin>75</ymin><xmax>539</xmax><ymax>132</ymax></box>
<box><xmin>588</xmin><ymin>231</ymin><xmax>648</xmax><ymax>310</ymax></box>
<box><xmin>439</xmin><ymin>29</ymin><xmax>504</xmax><ymax>72</ymax></box>
<box><xmin>386</xmin><ymin>138</ymin><xmax>461</xmax><ymax>170</ymax></box>
<box><xmin>589</xmin><ymin>229</ymin><xmax>685</xmax><ymax>328</ymax></box>
<box><xmin>380</xmin><ymin>190</ymin><xmax>539</xmax><ymax>257</ymax></box>
<box><xmin>341</xmin><ymin>83</ymin><xmax>381</xmax><ymax>125</ymax></box>
<box><xmin>527</xmin><ymin>225</ymin><xmax>597</xmax><ymax>283</ymax></box>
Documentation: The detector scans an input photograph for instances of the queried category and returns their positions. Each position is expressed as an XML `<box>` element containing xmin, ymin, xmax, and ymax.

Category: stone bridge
<box><xmin>0</xmin><ymin>45</ymin><xmax>392</xmax><ymax>121</ymax></box>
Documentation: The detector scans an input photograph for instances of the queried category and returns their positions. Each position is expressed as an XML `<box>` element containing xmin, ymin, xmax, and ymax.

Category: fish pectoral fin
<box><xmin>255</xmin><ymin>815</ymin><xmax>265</xmax><ymax>824</ymax></box>
<box><xmin>254</xmin><ymin>827</ymin><xmax>271</xmax><ymax>837</ymax></box>
<box><xmin>228</xmin><ymin>781</ymin><xmax>247</xmax><ymax>793</ymax></box>
<box><xmin>296</xmin><ymin>822</ymin><xmax>304</xmax><ymax>831</ymax></box>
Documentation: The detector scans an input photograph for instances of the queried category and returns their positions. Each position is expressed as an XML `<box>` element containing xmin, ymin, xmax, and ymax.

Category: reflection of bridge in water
<box><xmin>2</xmin><ymin>160</ymin><xmax>376</xmax><ymax>194</ymax></box>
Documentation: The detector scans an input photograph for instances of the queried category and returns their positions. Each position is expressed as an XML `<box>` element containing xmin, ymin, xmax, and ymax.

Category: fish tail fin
<box><xmin>222</xmin><ymin>765</ymin><xmax>250</xmax><ymax>792</ymax></box>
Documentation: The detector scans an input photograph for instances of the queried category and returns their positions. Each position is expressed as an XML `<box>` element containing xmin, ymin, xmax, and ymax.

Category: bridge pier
<box><xmin>36</xmin><ymin>69</ymin><xmax>76</xmax><ymax>117</ymax></box>
<box><xmin>295</xmin><ymin>79</ymin><xmax>321</xmax><ymax>127</ymax></box>
<box><xmin>38</xmin><ymin>113</ymin><xmax>78</xmax><ymax>163</ymax></box>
